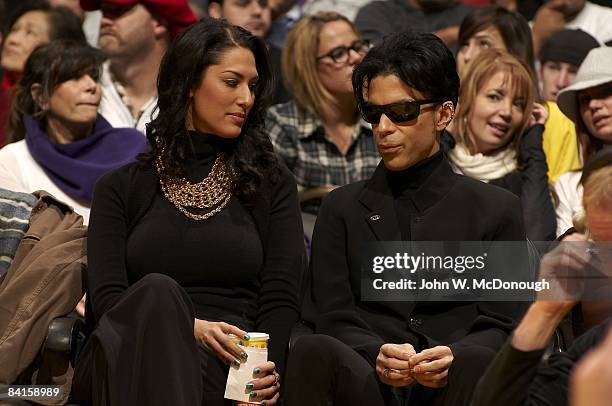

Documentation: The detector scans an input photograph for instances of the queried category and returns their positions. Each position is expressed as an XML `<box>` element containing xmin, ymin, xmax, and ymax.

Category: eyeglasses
<box><xmin>360</xmin><ymin>99</ymin><xmax>442</xmax><ymax>124</ymax></box>
<box><xmin>316</xmin><ymin>40</ymin><xmax>371</xmax><ymax>64</ymax></box>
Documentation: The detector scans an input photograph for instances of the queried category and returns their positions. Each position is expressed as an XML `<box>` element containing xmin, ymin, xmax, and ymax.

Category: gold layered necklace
<box><xmin>155</xmin><ymin>154</ymin><xmax>234</xmax><ymax>221</ymax></box>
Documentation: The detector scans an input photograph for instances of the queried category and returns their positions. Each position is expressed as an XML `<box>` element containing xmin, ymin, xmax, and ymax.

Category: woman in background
<box><xmin>456</xmin><ymin>5</ymin><xmax>534</xmax><ymax>78</ymax></box>
<box><xmin>554</xmin><ymin>46</ymin><xmax>612</xmax><ymax>237</ymax></box>
<box><xmin>265</xmin><ymin>11</ymin><xmax>379</xmax><ymax>213</ymax></box>
<box><xmin>0</xmin><ymin>0</ymin><xmax>84</xmax><ymax>143</ymax></box>
<box><xmin>0</xmin><ymin>40</ymin><xmax>145</xmax><ymax>224</ymax></box>
<box><xmin>445</xmin><ymin>49</ymin><xmax>556</xmax><ymax>241</ymax></box>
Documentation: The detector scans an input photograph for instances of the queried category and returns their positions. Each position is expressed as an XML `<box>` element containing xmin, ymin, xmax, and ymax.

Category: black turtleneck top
<box><xmin>87</xmin><ymin>132</ymin><xmax>304</xmax><ymax>373</ymax></box>
<box><xmin>125</xmin><ymin>133</ymin><xmax>264</xmax><ymax>328</ymax></box>
<box><xmin>386</xmin><ymin>150</ymin><xmax>444</xmax><ymax>240</ymax></box>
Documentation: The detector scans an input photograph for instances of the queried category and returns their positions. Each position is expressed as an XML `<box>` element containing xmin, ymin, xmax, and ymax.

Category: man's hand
<box><xmin>513</xmin><ymin>236</ymin><xmax>591</xmax><ymax>351</ymax></box>
<box><xmin>409</xmin><ymin>346</ymin><xmax>453</xmax><ymax>388</ymax></box>
<box><xmin>376</xmin><ymin>343</ymin><xmax>416</xmax><ymax>387</ymax></box>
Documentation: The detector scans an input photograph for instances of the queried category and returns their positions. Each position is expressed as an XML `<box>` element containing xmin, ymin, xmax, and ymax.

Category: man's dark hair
<box><xmin>5</xmin><ymin>0</ymin><xmax>85</xmax><ymax>43</ymax></box>
<box><xmin>353</xmin><ymin>31</ymin><xmax>459</xmax><ymax>109</ymax></box>
<box><xmin>146</xmin><ymin>17</ymin><xmax>279</xmax><ymax>204</ymax></box>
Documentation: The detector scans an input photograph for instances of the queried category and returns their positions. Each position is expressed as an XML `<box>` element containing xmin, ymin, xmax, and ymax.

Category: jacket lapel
<box><xmin>358</xmin><ymin>163</ymin><xmax>401</xmax><ymax>241</ymax></box>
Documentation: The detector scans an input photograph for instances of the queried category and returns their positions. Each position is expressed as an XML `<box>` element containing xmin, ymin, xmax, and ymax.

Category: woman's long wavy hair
<box><xmin>144</xmin><ymin>17</ymin><xmax>279</xmax><ymax>204</ymax></box>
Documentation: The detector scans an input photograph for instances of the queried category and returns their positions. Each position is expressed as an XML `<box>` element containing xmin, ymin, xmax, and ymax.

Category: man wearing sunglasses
<box><xmin>285</xmin><ymin>32</ymin><xmax>527</xmax><ymax>405</ymax></box>
<box><xmin>80</xmin><ymin>0</ymin><xmax>196</xmax><ymax>134</ymax></box>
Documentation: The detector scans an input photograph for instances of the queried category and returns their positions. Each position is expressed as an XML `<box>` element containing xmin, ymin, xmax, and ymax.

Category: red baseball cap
<box><xmin>80</xmin><ymin>0</ymin><xmax>197</xmax><ymax>38</ymax></box>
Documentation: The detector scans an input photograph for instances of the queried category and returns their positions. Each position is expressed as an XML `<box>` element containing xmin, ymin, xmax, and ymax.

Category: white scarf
<box><xmin>448</xmin><ymin>142</ymin><xmax>517</xmax><ymax>182</ymax></box>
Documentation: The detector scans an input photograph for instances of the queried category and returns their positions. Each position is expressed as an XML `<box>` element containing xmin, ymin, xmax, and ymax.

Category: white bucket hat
<box><xmin>557</xmin><ymin>46</ymin><xmax>612</xmax><ymax>123</ymax></box>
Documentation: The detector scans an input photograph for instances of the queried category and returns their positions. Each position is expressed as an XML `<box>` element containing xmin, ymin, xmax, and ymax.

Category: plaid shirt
<box><xmin>266</xmin><ymin>101</ymin><xmax>380</xmax><ymax>191</ymax></box>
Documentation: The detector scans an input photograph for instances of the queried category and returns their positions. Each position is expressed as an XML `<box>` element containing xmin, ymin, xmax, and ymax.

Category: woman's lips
<box><xmin>487</xmin><ymin>123</ymin><xmax>509</xmax><ymax>138</ymax></box>
<box><xmin>228</xmin><ymin>113</ymin><xmax>245</xmax><ymax>126</ymax></box>
<box><xmin>593</xmin><ymin>115</ymin><xmax>611</xmax><ymax>129</ymax></box>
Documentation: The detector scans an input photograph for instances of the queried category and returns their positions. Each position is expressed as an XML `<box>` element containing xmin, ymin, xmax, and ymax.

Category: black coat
<box><xmin>303</xmin><ymin>155</ymin><xmax>528</xmax><ymax>365</ymax></box>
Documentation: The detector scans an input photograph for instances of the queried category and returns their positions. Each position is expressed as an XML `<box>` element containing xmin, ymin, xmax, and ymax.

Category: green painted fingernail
<box><xmin>244</xmin><ymin>334</ymin><xmax>251</xmax><ymax>340</ymax></box>
<box><xmin>262</xmin><ymin>401</ymin><xmax>267</xmax><ymax>406</ymax></box>
<box><xmin>232</xmin><ymin>359</ymin><xmax>241</xmax><ymax>366</ymax></box>
<box><xmin>250</xmin><ymin>391</ymin><xmax>257</xmax><ymax>398</ymax></box>
<box><xmin>246</xmin><ymin>383</ymin><xmax>254</xmax><ymax>389</ymax></box>
<box><xmin>253</xmin><ymin>367</ymin><xmax>261</xmax><ymax>374</ymax></box>
<box><xmin>240</xmin><ymin>351</ymin><xmax>248</xmax><ymax>359</ymax></box>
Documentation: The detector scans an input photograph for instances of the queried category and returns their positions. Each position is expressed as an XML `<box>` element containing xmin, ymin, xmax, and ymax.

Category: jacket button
<box><xmin>409</xmin><ymin>317</ymin><xmax>422</xmax><ymax>328</ymax></box>
<box><xmin>414</xmin><ymin>217</ymin><xmax>423</xmax><ymax>223</ymax></box>
<box><xmin>370</xmin><ymin>214</ymin><xmax>381</xmax><ymax>221</ymax></box>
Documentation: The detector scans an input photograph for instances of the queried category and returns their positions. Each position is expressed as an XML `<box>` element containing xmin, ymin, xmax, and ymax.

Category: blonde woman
<box><xmin>445</xmin><ymin>49</ymin><xmax>557</xmax><ymax>241</ymax></box>
<box><xmin>265</xmin><ymin>11</ymin><xmax>379</xmax><ymax>213</ymax></box>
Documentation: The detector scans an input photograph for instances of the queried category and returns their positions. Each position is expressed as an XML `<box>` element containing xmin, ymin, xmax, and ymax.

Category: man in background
<box><xmin>80</xmin><ymin>0</ymin><xmax>196</xmax><ymax>133</ymax></box>
<box><xmin>208</xmin><ymin>0</ymin><xmax>290</xmax><ymax>104</ymax></box>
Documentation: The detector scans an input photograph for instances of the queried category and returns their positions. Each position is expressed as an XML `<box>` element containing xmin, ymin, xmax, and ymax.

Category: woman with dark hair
<box><xmin>0</xmin><ymin>1</ymin><xmax>85</xmax><ymax>90</ymax></box>
<box><xmin>0</xmin><ymin>0</ymin><xmax>85</xmax><ymax>144</ymax></box>
<box><xmin>456</xmin><ymin>5</ymin><xmax>534</xmax><ymax>78</ymax></box>
<box><xmin>0</xmin><ymin>40</ymin><xmax>145</xmax><ymax>224</ymax></box>
<box><xmin>284</xmin><ymin>32</ymin><xmax>526</xmax><ymax>406</ymax></box>
<box><xmin>554</xmin><ymin>46</ymin><xmax>612</xmax><ymax>237</ymax></box>
<box><xmin>71</xmin><ymin>17</ymin><xmax>304</xmax><ymax>406</ymax></box>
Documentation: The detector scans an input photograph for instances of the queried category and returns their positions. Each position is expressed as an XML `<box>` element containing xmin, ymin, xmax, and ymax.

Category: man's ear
<box><xmin>151</xmin><ymin>16</ymin><xmax>170</xmax><ymax>39</ymax></box>
<box><xmin>435</xmin><ymin>101</ymin><xmax>455</xmax><ymax>131</ymax></box>
<box><xmin>208</xmin><ymin>2</ymin><xmax>223</xmax><ymax>19</ymax></box>
<box><xmin>30</xmin><ymin>83</ymin><xmax>49</xmax><ymax>111</ymax></box>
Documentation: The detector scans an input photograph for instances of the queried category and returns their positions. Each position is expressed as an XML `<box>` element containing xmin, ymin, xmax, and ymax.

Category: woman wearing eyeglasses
<box><xmin>445</xmin><ymin>49</ymin><xmax>557</xmax><ymax>241</ymax></box>
<box><xmin>265</xmin><ymin>11</ymin><xmax>379</xmax><ymax>214</ymax></box>
<box><xmin>283</xmin><ymin>32</ymin><xmax>526</xmax><ymax>406</ymax></box>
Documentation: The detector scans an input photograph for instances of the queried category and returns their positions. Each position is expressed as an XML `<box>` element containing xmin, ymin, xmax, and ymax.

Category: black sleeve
<box><xmin>87</xmin><ymin>169</ymin><xmax>131</xmax><ymax>322</ymax></box>
<box><xmin>472</xmin><ymin>322</ymin><xmax>609</xmax><ymax>406</ymax></box>
<box><xmin>471</xmin><ymin>341</ymin><xmax>547</xmax><ymax>406</ymax></box>
<box><xmin>305</xmin><ymin>189</ymin><xmax>385</xmax><ymax>365</ymax></box>
<box><xmin>518</xmin><ymin>124</ymin><xmax>557</xmax><ymax>241</ymax></box>
<box><xmin>256</xmin><ymin>166</ymin><xmax>304</xmax><ymax>376</ymax></box>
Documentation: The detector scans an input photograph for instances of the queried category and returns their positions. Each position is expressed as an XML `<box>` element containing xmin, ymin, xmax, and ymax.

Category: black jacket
<box><xmin>472</xmin><ymin>320</ymin><xmax>611</xmax><ymax>406</ymax></box>
<box><xmin>303</xmin><ymin>155</ymin><xmax>528</xmax><ymax>366</ymax></box>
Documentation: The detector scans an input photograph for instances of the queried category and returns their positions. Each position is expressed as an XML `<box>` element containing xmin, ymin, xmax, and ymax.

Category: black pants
<box><xmin>283</xmin><ymin>334</ymin><xmax>497</xmax><ymax>406</ymax></box>
<box><xmin>71</xmin><ymin>273</ymin><xmax>232</xmax><ymax>406</ymax></box>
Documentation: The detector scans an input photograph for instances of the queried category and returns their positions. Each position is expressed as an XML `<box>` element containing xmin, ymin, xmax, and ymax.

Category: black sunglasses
<box><xmin>360</xmin><ymin>99</ymin><xmax>442</xmax><ymax>124</ymax></box>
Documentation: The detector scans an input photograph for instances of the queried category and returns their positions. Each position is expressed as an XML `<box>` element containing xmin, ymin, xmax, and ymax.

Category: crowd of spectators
<box><xmin>0</xmin><ymin>0</ymin><xmax>611</xmax><ymax>405</ymax></box>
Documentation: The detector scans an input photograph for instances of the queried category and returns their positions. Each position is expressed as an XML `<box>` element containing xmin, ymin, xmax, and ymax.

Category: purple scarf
<box><xmin>24</xmin><ymin>114</ymin><xmax>147</xmax><ymax>202</ymax></box>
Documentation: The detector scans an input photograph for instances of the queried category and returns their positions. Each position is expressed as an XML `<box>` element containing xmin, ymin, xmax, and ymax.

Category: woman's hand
<box><xmin>409</xmin><ymin>346</ymin><xmax>454</xmax><ymax>388</ymax></box>
<box><xmin>376</xmin><ymin>343</ymin><xmax>415</xmax><ymax>387</ymax></box>
<box><xmin>194</xmin><ymin>319</ymin><xmax>250</xmax><ymax>366</ymax></box>
<box><xmin>241</xmin><ymin>361</ymin><xmax>280</xmax><ymax>405</ymax></box>
<box><xmin>530</xmin><ymin>102</ymin><xmax>549</xmax><ymax>126</ymax></box>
